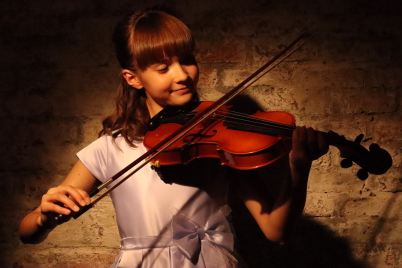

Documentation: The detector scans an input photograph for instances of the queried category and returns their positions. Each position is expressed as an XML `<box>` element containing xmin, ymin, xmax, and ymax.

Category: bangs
<box><xmin>130</xmin><ymin>12</ymin><xmax>194</xmax><ymax>71</ymax></box>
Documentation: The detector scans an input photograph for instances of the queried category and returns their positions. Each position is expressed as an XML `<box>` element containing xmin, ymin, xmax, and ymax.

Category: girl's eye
<box><xmin>157</xmin><ymin>66</ymin><xmax>169</xmax><ymax>73</ymax></box>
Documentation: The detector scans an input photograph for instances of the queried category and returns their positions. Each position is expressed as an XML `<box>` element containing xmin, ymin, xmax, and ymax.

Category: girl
<box><xmin>19</xmin><ymin>8</ymin><xmax>328</xmax><ymax>268</ymax></box>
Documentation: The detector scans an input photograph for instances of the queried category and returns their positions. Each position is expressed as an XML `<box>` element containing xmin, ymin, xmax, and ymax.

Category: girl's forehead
<box><xmin>139</xmin><ymin>50</ymin><xmax>194</xmax><ymax>70</ymax></box>
<box><xmin>156</xmin><ymin>53</ymin><xmax>189</xmax><ymax>62</ymax></box>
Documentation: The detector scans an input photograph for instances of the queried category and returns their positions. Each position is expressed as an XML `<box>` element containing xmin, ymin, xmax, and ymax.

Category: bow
<box><xmin>172</xmin><ymin>209</ymin><xmax>237</xmax><ymax>267</ymax></box>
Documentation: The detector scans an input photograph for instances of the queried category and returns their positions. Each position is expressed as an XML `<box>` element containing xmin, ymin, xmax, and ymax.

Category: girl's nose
<box><xmin>173</xmin><ymin>63</ymin><xmax>189</xmax><ymax>83</ymax></box>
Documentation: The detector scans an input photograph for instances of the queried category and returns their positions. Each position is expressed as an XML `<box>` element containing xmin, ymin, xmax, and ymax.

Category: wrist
<box><xmin>289</xmin><ymin>161</ymin><xmax>312</xmax><ymax>185</ymax></box>
<box><xmin>37</xmin><ymin>215</ymin><xmax>55</xmax><ymax>231</ymax></box>
<box><xmin>290</xmin><ymin>160</ymin><xmax>312</xmax><ymax>173</ymax></box>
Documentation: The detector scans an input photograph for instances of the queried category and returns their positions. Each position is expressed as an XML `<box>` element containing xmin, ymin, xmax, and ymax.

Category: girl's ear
<box><xmin>122</xmin><ymin>69</ymin><xmax>143</xmax><ymax>89</ymax></box>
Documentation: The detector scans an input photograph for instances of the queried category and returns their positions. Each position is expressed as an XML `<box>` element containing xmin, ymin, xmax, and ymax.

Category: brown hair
<box><xmin>99</xmin><ymin>9</ymin><xmax>195</xmax><ymax>147</ymax></box>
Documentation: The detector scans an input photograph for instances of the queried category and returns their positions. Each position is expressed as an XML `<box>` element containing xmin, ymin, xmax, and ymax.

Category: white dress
<box><xmin>77</xmin><ymin>135</ymin><xmax>242</xmax><ymax>268</ymax></box>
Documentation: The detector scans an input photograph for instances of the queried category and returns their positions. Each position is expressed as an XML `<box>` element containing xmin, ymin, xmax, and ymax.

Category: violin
<box><xmin>144</xmin><ymin>100</ymin><xmax>392</xmax><ymax>181</ymax></box>
<box><xmin>57</xmin><ymin>33</ymin><xmax>392</xmax><ymax>221</ymax></box>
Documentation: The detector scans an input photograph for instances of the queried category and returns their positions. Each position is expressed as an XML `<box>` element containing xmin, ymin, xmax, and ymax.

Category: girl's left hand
<box><xmin>290</xmin><ymin>126</ymin><xmax>329</xmax><ymax>169</ymax></box>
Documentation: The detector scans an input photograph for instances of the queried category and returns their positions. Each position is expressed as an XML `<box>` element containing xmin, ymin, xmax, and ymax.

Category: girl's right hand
<box><xmin>38</xmin><ymin>185</ymin><xmax>91</xmax><ymax>229</ymax></box>
<box><xmin>19</xmin><ymin>160</ymin><xmax>98</xmax><ymax>244</ymax></box>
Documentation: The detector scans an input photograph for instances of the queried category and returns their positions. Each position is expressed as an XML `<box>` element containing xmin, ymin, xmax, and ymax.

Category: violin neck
<box><xmin>223</xmin><ymin>112</ymin><xmax>295</xmax><ymax>137</ymax></box>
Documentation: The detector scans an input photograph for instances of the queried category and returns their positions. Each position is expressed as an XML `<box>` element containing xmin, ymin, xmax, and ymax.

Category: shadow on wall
<box><xmin>230</xmin><ymin>197</ymin><xmax>367</xmax><ymax>268</ymax></box>
<box><xmin>225</xmin><ymin>95</ymin><xmax>366</xmax><ymax>267</ymax></box>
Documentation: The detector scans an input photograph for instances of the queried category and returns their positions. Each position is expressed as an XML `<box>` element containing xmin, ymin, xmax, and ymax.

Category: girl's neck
<box><xmin>146</xmin><ymin>99</ymin><xmax>164</xmax><ymax>118</ymax></box>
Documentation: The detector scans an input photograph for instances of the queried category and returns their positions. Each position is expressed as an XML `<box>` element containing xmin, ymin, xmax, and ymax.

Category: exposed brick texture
<box><xmin>1</xmin><ymin>0</ymin><xmax>401</xmax><ymax>267</ymax></box>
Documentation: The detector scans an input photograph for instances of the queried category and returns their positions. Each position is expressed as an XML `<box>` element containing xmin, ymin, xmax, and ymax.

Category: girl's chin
<box><xmin>169</xmin><ymin>93</ymin><xmax>194</xmax><ymax>106</ymax></box>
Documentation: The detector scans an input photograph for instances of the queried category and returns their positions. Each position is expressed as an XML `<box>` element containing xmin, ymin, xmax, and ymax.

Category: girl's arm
<box><xmin>19</xmin><ymin>160</ymin><xmax>100</xmax><ymax>244</ymax></box>
<box><xmin>236</xmin><ymin>126</ymin><xmax>328</xmax><ymax>243</ymax></box>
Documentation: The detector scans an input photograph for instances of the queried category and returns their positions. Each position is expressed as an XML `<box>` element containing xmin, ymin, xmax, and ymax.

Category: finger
<box><xmin>290</xmin><ymin>126</ymin><xmax>314</xmax><ymax>167</ymax></box>
<box><xmin>52</xmin><ymin>185</ymin><xmax>89</xmax><ymax>207</ymax></box>
<box><xmin>46</xmin><ymin>202</ymin><xmax>73</xmax><ymax>215</ymax></box>
<box><xmin>41</xmin><ymin>195</ymin><xmax>74</xmax><ymax>215</ymax></box>
<box><xmin>42</xmin><ymin>192</ymin><xmax>80</xmax><ymax>213</ymax></box>
<box><xmin>306</xmin><ymin>127</ymin><xmax>322</xmax><ymax>160</ymax></box>
<box><xmin>292</xmin><ymin>126</ymin><xmax>307</xmax><ymax>153</ymax></box>
<box><xmin>76</xmin><ymin>188</ymin><xmax>92</xmax><ymax>205</ymax></box>
<box><xmin>61</xmin><ymin>185</ymin><xmax>91</xmax><ymax>206</ymax></box>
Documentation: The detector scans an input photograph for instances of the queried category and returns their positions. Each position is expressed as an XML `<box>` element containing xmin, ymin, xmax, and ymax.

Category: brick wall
<box><xmin>1</xmin><ymin>0</ymin><xmax>401</xmax><ymax>267</ymax></box>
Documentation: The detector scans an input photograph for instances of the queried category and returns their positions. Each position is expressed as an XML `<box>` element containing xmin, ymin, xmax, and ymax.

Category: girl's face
<box><xmin>126</xmin><ymin>54</ymin><xmax>199</xmax><ymax>117</ymax></box>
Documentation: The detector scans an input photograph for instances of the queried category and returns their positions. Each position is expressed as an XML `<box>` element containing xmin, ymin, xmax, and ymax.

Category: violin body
<box><xmin>144</xmin><ymin>101</ymin><xmax>295</xmax><ymax>170</ymax></box>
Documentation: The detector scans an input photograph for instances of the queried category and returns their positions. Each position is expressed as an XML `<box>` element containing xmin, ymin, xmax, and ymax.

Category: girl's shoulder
<box><xmin>77</xmin><ymin>134</ymin><xmax>144</xmax><ymax>182</ymax></box>
<box><xmin>79</xmin><ymin>134</ymin><xmax>144</xmax><ymax>160</ymax></box>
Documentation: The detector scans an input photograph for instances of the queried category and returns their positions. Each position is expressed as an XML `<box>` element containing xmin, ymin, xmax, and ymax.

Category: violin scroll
<box><xmin>326</xmin><ymin>131</ymin><xmax>392</xmax><ymax>180</ymax></box>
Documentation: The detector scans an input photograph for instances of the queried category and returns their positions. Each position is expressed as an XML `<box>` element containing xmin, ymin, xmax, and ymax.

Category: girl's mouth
<box><xmin>172</xmin><ymin>87</ymin><xmax>191</xmax><ymax>94</ymax></box>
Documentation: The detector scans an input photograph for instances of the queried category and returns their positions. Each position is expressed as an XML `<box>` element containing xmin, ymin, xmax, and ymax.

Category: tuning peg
<box><xmin>354</xmin><ymin>134</ymin><xmax>364</xmax><ymax>144</ymax></box>
<box><xmin>369</xmin><ymin>143</ymin><xmax>380</xmax><ymax>152</ymax></box>
<box><xmin>341</xmin><ymin>158</ymin><xmax>353</xmax><ymax>168</ymax></box>
<box><xmin>357</xmin><ymin>169</ymin><xmax>369</xmax><ymax>180</ymax></box>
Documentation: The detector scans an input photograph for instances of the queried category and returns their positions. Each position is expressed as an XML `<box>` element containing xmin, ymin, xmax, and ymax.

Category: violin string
<box><xmin>185</xmin><ymin>109</ymin><xmax>295</xmax><ymax>131</ymax></box>
<box><xmin>184</xmin><ymin>110</ymin><xmax>295</xmax><ymax>136</ymax></box>
<box><xmin>186</xmin><ymin>110</ymin><xmax>294</xmax><ymax>131</ymax></box>
<box><xmin>225</xmin><ymin>120</ymin><xmax>293</xmax><ymax>136</ymax></box>
<box><xmin>220</xmin><ymin>111</ymin><xmax>295</xmax><ymax>136</ymax></box>
<box><xmin>222</xmin><ymin>110</ymin><xmax>295</xmax><ymax>130</ymax></box>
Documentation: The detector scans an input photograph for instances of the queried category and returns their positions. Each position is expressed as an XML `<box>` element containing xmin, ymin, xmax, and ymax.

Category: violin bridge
<box><xmin>152</xmin><ymin>160</ymin><xmax>161</xmax><ymax>168</ymax></box>
<box><xmin>145</xmin><ymin>155</ymin><xmax>161</xmax><ymax>168</ymax></box>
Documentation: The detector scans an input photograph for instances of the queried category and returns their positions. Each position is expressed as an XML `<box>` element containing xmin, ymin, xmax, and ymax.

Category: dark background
<box><xmin>1</xmin><ymin>0</ymin><xmax>401</xmax><ymax>267</ymax></box>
